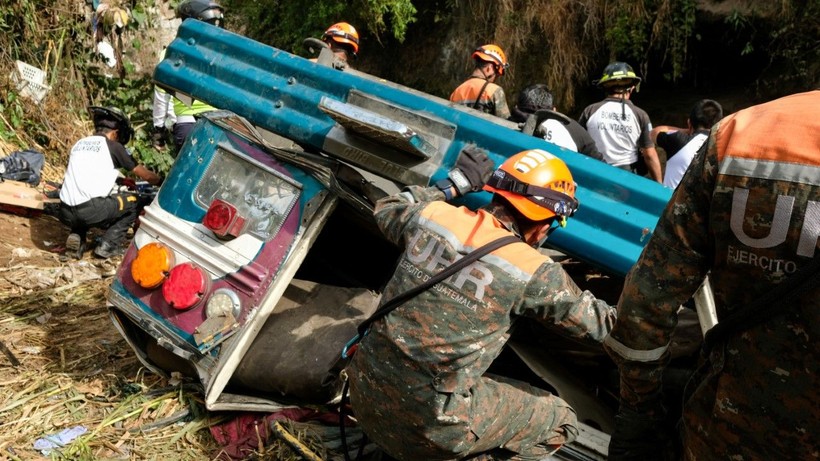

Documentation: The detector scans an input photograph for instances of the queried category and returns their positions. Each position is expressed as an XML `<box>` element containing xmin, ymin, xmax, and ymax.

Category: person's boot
<box><xmin>64</xmin><ymin>233</ymin><xmax>86</xmax><ymax>260</ymax></box>
<box><xmin>93</xmin><ymin>239</ymin><xmax>124</xmax><ymax>259</ymax></box>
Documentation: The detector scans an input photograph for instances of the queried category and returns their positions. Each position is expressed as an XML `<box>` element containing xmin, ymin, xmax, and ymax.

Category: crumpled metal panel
<box><xmin>154</xmin><ymin>20</ymin><xmax>672</xmax><ymax>276</ymax></box>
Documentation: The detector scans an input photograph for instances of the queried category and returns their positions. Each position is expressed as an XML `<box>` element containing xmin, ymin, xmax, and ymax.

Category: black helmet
<box><xmin>594</xmin><ymin>61</ymin><xmax>642</xmax><ymax>89</ymax></box>
<box><xmin>177</xmin><ymin>0</ymin><xmax>224</xmax><ymax>26</ymax></box>
<box><xmin>516</xmin><ymin>84</ymin><xmax>554</xmax><ymax>114</ymax></box>
<box><xmin>89</xmin><ymin>106</ymin><xmax>134</xmax><ymax>145</ymax></box>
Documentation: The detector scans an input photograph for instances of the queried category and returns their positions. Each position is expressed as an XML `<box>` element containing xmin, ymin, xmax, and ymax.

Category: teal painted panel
<box><xmin>154</xmin><ymin>20</ymin><xmax>672</xmax><ymax>276</ymax></box>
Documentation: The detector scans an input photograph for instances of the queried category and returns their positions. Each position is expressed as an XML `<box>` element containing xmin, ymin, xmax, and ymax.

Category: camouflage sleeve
<box><xmin>515</xmin><ymin>261</ymin><xmax>616</xmax><ymax>345</ymax></box>
<box><xmin>493</xmin><ymin>87</ymin><xmax>512</xmax><ymax>120</ymax></box>
<box><xmin>373</xmin><ymin>185</ymin><xmax>447</xmax><ymax>246</ymax></box>
<box><xmin>603</xmin><ymin>125</ymin><xmax>718</xmax><ymax>411</ymax></box>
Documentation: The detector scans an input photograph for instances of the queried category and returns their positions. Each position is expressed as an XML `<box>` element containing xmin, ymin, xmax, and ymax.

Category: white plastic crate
<box><xmin>12</xmin><ymin>60</ymin><xmax>52</xmax><ymax>104</ymax></box>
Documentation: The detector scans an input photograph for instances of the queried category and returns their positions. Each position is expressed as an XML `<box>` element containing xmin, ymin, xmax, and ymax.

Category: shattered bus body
<box><xmin>107</xmin><ymin>20</ymin><xmax>676</xmax><ymax>459</ymax></box>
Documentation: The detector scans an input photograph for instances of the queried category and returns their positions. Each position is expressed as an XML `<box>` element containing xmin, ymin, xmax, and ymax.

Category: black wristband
<box><xmin>434</xmin><ymin>178</ymin><xmax>455</xmax><ymax>200</ymax></box>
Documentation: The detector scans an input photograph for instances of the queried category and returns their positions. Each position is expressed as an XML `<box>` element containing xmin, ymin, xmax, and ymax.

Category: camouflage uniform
<box><xmin>450</xmin><ymin>76</ymin><xmax>512</xmax><ymax>120</ymax></box>
<box><xmin>347</xmin><ymin>185</ymin><xmax>616</xmax><ymax>461</ymax></box>
<box><xmin>604</xmin><ymin>90</ymin><xmax>820</xmax><ymax>460</ymax></box>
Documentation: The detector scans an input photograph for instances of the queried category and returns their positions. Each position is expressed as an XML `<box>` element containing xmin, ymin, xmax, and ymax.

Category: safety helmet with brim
<box><xmin>594</xmin><ymin>61</ymin><xmax>641</xmax><ymax>89</ymax></box>
<box><xmin>323</xmin><ymin>22</ymin><xmax>360</xmax><ymax>56</ymax></box>
<box><xmin>89</xmin><ymin>106</ymin><xmax>134</xmax><ymax>145</ymax></box>
<box><xmin>472</xmin><ymin>44</ymin><xmax>509</xmax><ymax>76</ymax></box>
<box><xmin>177</xmin><ymin>0</ymin><xmax>225</xmax><ymax>27</ymax></box>
<box><xmin>483</xmin><ymin>149</ymin><xmax>579</xmax><ymax>226</ymax></box>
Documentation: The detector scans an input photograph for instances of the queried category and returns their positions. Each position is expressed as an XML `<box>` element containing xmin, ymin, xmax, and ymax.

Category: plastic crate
<box><xmin>12</xmin><ymin>60</ymin><xmax>52</xmax><ymax>104</ymax></box>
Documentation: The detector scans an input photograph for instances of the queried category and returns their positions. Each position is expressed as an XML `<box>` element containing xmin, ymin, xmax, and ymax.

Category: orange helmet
<box><xmin>472</xmin><ymin>44</ymin><xmax>509</xmax><ymax>75</ymax></box>
<box><xmin>323</xmin><ymin>22</ymin><xmax>360</xmax><ymax>55</ymax></box>
<box><xmin>483</xmin><ymin>149</ymin><xmax>579</xmax><ymax>224</ymax></box>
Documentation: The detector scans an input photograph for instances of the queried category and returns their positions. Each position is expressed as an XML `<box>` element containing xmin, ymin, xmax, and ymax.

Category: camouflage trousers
<box><xmin>348</xmin><ymin>357</ymin><xmax>578</xmax><ymax>461</ymax></box>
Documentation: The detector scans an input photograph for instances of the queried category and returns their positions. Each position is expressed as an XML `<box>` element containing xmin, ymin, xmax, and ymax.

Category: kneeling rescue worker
<box><xmin>347</xmin><ymin>148</ymin><xmax>617</xmax><ymax>460</ymax></box>
<box><xmin>58</xmin><ymin>107</ymin><xmax>162</xmax><ymax>260</ymax></box>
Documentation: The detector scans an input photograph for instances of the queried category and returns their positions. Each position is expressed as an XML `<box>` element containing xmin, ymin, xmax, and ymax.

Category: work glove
<box><xmin>608</xmin><ymin>406</ymin><xmax>677</xmax><ymax>461</ymax></box>
<box><xmin>151</xmin><ymin>125</ymin><xmax>169</xmax><ymax>149</ymax></box>
<box><xmin>448</xmin><ymin>145</ymin><xmax>495</xmax><ymax>196</ymax></box>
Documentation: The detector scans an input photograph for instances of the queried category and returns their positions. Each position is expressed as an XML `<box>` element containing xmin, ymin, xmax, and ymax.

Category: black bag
<box><xmin>0</xmin><ymin>149</ymin><xmax>46</xmax><ymax>185</ymax></box>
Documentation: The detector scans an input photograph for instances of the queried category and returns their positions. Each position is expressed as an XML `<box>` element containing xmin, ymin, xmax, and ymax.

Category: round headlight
<box><xmin>206</xmin><ymin>288</ymin><xmax>241</xmax><ymax>320</ymax></box>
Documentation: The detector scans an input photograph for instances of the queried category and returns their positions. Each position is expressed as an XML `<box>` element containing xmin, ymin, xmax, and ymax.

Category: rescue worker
<box><xmin>347</xmin><ymin>148</ymin><xmax>617</xmax><ymax>460</ymax></box>
<box><xmin>651</xmin><ymin>99</ymin><xmax>723</xmax><ymax>189</ymax></box>
<box><xmin>450</xmin><ymin>44</ymin><xmax>511</xmax><ymax>119</ymax></box>
<box><xmin>579</xmin><ymin>62</ymin><xmax>662</xmax><ymax>182</ymax></box>
<box><xmin>321</xmin><ymin>22</ymin><xmax>359</xmax><ymax>64</ymax></box>
<box><xmin>511</xmin><ymin>83</ymin><xmax>603</xmax><ymax>161</ymax></box>
<box><xmin>604</xmin><ymin>90</ymin><xmax>820</xmax><ymax>460</ymax></box>
<box><xmin>151</xmin><ymin>0</ymin><xmax>225</xmax><ymax>152</ymax></box>
<box><xmin>58</xmin><ymin>107</ymin><xmax>162</xmax><ymax>260</ymax></box>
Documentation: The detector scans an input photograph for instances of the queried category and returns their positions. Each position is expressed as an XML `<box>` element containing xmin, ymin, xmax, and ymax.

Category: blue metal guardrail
<box><xmin>154</xmin><ymin>20</ymin><xmax>672</xmax><ymax>277</ymax></box>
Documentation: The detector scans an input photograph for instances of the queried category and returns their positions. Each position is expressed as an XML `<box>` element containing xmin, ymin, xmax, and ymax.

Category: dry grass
<box><xmin>0</xmin><ymin>273</ymin><xmax>222</xmax><ymax>460</ymax></box>
<box><xmin>443</xmin><ymin>0</ymin><xmax>608</xmax><ymax>110</ymax></box>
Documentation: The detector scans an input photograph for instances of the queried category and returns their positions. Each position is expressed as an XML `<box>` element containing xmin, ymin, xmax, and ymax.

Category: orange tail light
<box><xmin>131</xmin><ymin>242</ymin><xmax>175</xmax><ymax>289</ymax></box>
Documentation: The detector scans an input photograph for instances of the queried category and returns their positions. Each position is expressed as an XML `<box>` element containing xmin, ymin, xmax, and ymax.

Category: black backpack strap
<box><xmin>357</xmin><ymin>234</ymin><xmax>520</xmax><ymax>337</ymax></box>
<box><xmin>702</xmin><ymin>256</ymin><xmax>820</xmax><ymax>353</ymax></box>
<box><xmin>328</xmin><ymin>234</ymin><xmax>519</xmax><ymax>383</ymax></box>
<box><xmin>472</xmin><ymin>79</ymin><xmax>493</xmax><ymax>111</ymax></box>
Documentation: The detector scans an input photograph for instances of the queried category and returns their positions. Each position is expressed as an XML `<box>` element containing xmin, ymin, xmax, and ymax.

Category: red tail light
<box><xmin>203</xmin><ymin>199</ymin><xmax>245</xmax><ymax>239</ymax></box>
<box><xmin>162</xmin><ymin>263</ymin><xmax>210</xmax><ymax>310</ymax></box>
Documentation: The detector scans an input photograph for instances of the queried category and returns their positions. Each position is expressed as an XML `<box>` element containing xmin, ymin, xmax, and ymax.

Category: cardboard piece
<box><xmin>0</xmin><ymin>179</ymin><xmax>57</xmax><ymax>210</ymax></box>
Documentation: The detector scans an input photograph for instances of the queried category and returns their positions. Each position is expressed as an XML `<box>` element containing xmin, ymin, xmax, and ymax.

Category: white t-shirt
<box><xmin>60</xmin><ymin>135</ymin><xmax>135</xmax><ymax>206</ymax></box>
<box><xmin>663</xmin><ymin>132</ymin><xmax>708</xmax><ymax>189</ymax></box>
<box><xmin>579</xmin><ymin>98</ymin><xmax>654</xmax><ymax>167</ymax></box>
<box><xmin>537</xmin><ymin>119</ymin><xmax>578</xmax><ymax>152</ymax></box>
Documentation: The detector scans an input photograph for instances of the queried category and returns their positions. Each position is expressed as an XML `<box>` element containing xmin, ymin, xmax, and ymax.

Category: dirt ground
<box><xmin>0</xmin><ymin>210</ymin><xmax>219</xmax><ymax>460</ymax></box>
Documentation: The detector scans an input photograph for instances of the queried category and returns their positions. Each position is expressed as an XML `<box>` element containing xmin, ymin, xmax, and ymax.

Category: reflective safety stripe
<box><xmin>719</xmin><ymin>156</ymin><xmax>820</xmax><ymax>186</ymax></box>
<box><xmin>117</xmin><ymin>195</ymin><xmax>124</xmax><ymax>211</ymax></box>
<box><xmin>603</xmin><ymin>334</ymin><xmax>668</xmax><ymax>362</ymax></box>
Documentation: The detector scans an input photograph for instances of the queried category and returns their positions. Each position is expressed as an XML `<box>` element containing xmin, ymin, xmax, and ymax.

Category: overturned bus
<box><xmin>106</xmin><ymin>20</ymin><xmax>688</xmax><ymax>460</ymax></box>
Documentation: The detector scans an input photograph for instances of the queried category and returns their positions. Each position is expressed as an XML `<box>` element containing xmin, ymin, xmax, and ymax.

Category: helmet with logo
<box><xmin>472</xmin><ymin>44</ymin><xmax>509</xmax><ymax>75</ymax></box>
<box><xmin>89</xmin><ymin>106</ymin><xmax>134</xmax><ymax>145</ymax></box>
<box><xmin>177</xmin><ymin>0</ymin><xmax>225</xmax><ymax>27</ymax></box>
<box><xmin>322</xmin><ymin>22</ymin><xmax>360</xmax><ymax>56</ymax></box>
<box><xmin>483</xmin><ymin>149</ymin><xmax>579</xmax><ymax>224</ymax></box>
<box><xmin>594</xmin><ymin>61</ymin><xmax>641</xmax><ymax>89</ymax></box>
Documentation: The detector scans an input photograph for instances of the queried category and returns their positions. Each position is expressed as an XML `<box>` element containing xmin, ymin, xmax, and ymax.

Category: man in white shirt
<box><xmin>59</xmin><ymin>106</ymin><xmax>162</xmax><ymax>260</ymax></box>
<box><xmin>651</xmin><ymin>99</ymin><xmax>723</xmax><ymax>189</ymax></box>
<box><xmin>579</xmin><ymin>62</ymin><xmax>662</xmax><ymax>182</ymax></box>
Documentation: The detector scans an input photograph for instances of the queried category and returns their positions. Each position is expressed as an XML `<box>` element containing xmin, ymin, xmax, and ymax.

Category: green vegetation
<box><xmin>1</xmin><ymin>0</ymin><xmax>816</xmax><ymax>174</ymax></box>
<box><xmin>223</xmin><ymin>0</ymin><xmax>418</xmax><ymax>56</ymax></box>
<box><xmin>0</xmin><ymin>0</ymin><xmax>173</xmax><ymax>176</ymax></box>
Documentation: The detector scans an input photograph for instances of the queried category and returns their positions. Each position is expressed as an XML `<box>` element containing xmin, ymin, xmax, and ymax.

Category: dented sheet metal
<box><xmin>154</xmin><ymin>20</ymin><xmax>672</xmax><ymax>276</ymax></box>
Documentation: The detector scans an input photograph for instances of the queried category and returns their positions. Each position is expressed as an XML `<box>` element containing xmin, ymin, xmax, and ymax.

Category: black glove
<box><xmin>448</xmin><ymin>145</ymin><xmax>495</xmax><ymax>196</ymax></box>
<box><xmin>151</xmin><ymin>126</ymin><xmax>169</xmax><ymax>149</ymax></box>
<box><xmin>116</xmin><ymin>177</ymin><xmax>137</xmax><ymax>190</ymax></box>
<box><xmin>608</xmin><ymin>407</ymin><xmax>677</xmax><ymax>461</ymax></box>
